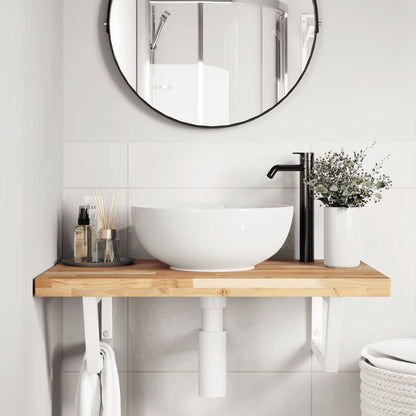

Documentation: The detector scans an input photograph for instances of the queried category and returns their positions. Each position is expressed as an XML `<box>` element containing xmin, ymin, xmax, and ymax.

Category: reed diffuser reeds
<box><xmin>93</xmin><ymin>191</ymin><xmax>119</xmax><ymax>230</ymax></box>
<box><xmin>93</xmin><ymin>191</ymin><xmax>120</xmax><ymax>263</ymax></box>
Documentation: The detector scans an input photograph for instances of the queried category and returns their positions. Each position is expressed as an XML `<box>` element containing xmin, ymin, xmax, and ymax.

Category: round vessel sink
<box><xmin>131</xmin><ymin>204</ymin><xmax>293</xmax><ymax>272</ymax></box>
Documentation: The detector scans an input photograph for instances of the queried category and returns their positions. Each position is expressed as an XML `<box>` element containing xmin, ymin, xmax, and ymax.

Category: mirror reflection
<box><xmin>108</xmin><ymin>0</ymin><xmax>317</xmax><ymax>126</ymax></box>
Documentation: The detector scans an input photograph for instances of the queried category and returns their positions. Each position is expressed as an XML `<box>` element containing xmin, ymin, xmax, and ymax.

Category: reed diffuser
<box><xmin>93</xmin><ymin>191</ymin><xmax>120</xmax><ymax>263</ymax></box>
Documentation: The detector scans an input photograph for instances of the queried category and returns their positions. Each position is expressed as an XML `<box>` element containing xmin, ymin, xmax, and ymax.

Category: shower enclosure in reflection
<box><xmin>147</xmin><ymin>1</ymin><xmax>288</xmax><ymax>125</ymax></box>
<box><xmin>109</xmin><ymin>0</ymin><xmax>316</xmax><ymax>126</ymax></box>
<box><xmin>150</xmin><ymin>10</ymin><xmax>171</xmax><ymax>63</ymax></box>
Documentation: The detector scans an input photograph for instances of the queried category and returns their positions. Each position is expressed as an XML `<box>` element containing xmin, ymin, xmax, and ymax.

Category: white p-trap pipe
<box><xmin>199</xmin><ymin>297</ymin><xmax>226</xmax><ymax>398</ymax></box>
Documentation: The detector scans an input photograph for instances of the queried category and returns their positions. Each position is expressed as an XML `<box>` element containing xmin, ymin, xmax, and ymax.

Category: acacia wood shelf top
<box><xmin>34</xmin><ymin>260</ymin><xmax>390</xmax><ymax>298</ymax></box>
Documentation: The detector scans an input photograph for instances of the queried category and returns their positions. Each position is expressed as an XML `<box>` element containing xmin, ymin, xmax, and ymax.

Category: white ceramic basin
<box><xmin>131</xmin><ymin>204</ymin><xmax>293</xmax><ymax>272</ymax></box>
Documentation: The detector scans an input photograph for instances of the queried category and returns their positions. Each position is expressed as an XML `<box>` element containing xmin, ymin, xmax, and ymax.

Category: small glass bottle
<box><xmin>96</xmin><ymin>229</ymin><xmax>120</xmax><ymax>263</ymax></box>
<box><xmin>74</xmin><ymin>207</ymin><xmax>93</xmax><ymax>263</ymax></box>
<box><xmin>83</xmin><ymin>196</ymin><xmax>98</xmax><ymax>262</ymax></box>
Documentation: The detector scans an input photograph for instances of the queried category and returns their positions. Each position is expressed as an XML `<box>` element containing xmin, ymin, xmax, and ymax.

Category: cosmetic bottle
<box><xmin>74</xmin><ymin>207</ymin><xmax>93</xmax><ymax>263</ymax></box>
<box><xmin>83</xmin><ymin>196</ymin><xmax>98</xmax><ymax>262</ymax></box>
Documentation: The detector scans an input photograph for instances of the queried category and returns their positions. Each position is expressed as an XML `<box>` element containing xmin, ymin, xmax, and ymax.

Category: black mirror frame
<box><xmin>106</xmin><ymin>0</ymin><xmax>319</xmax><ymax>129</ymax></box>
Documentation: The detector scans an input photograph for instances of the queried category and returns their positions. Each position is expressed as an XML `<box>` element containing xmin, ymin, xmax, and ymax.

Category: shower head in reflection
<box><xmin>150</xmin><ymin>11</ymin><xmax>171</xmax><ymax>50</ymax></box>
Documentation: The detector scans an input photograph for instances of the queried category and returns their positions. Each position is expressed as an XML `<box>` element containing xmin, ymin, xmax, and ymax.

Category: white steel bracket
<box><xmin>82</xmin><ymin>297</ymin><xmax>113</xmax><ymax>373</ymax></box>
<box><xmin>311</xmin><ymin>297</ymin><xmax>343</xmax><ymax>373</ymax></box>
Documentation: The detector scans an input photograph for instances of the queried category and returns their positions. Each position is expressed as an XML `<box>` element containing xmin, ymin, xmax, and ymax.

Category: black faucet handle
<box><xmin>292</xmin><ymin>152</ymin><xmax>313</xmax><ymax>158</ymax></box>
<box><xmin>293</xmin><ymin>152</ymin><xmax>314</xmax><ymax>161</ymax></box>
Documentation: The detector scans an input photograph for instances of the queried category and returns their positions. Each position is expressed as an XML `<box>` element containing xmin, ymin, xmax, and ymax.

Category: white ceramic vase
<box><xmin>324</xmin><ymin>207</ymin><xmax>360</xmax><ymax>268</ymax></box>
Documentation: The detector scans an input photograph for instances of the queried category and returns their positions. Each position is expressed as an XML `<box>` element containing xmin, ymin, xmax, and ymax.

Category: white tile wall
<box><xmin>129</xmin><ymin>142</ymin><xmax>310</xmax><ymax>188</ymax></box>
<box><xmin>64</xmin><ymin>143</ymin><xmax>128</xmax><ymax>188</ymax></box>
<box><xmin>128</xmin><ymin>298</ymin><xmax>199</xmax><ymax>371</ymax></box>
<box><xmin>225</xmin><ymin>298</ymin><xmax>310</xmax><ymax>371</ymax></box>
<box><xmin>62</xmin><ymin>140</ymin><xmax>416</xmax><ymax>415</ymax></box>
<box><xmin>128</xmin><ymin>372</ymin><xmax>311</xmax><ymax>416</ymax></box>
<box><xmin>312</xmin><ymin>373</ymin><xmax>361</xmax><ymax>416</ymax></box>
<box><xmin>128</xmin><ymin>298</ymin><xmax>309</xmax><ymax>372</ymax></box>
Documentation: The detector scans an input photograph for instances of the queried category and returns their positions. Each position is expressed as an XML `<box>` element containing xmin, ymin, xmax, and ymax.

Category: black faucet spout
<box><xmin>267</xmin><ymin>164</ymin><xmax>303</xmax><ymax>178</ymax></box>
<box><xmin>267</xmin><ymin>152</ymin><xmax>314</xmax><ymax>263</ymax></box>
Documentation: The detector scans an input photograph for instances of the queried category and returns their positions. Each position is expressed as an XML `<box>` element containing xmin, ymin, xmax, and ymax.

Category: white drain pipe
<box><xmin>199</xmin><ymin>297</ymin><xmax>227</xmax><ymax>398</ymax></box>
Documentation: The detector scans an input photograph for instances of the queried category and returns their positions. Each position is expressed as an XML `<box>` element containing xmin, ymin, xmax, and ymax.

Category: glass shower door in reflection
<box><xmin>147</xmin><ymin>0</ymin><xmax>288</xmax><ymax>126</ymax></box>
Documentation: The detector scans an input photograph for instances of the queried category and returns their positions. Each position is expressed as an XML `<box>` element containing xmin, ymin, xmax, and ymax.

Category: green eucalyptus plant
<box><xmin>306</xmin><ymin>143</ymin><xmax>392</xmax><ymax>208</ymax></box>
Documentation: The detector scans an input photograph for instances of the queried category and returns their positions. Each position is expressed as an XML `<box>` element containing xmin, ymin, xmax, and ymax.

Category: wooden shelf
<box><xmin>35</xmin><ymin>260</ymin><xmax>390</xmax><ymax>375</ymax></box>
<box><xmin>34</xmin><ymin>260</ymin><xmax>390</xmax><ymax>298</ymax></box>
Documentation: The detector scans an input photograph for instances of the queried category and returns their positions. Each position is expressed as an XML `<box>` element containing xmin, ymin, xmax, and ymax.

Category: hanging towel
<box><xmin>99</xmin><ymin>342</ymin><xmax>121</xmax><ymax>416</ymax></box>
<box><xmin>75</xmin><ymin>342</ymin><xmax>121</xmax><ymax>416</ymax></box>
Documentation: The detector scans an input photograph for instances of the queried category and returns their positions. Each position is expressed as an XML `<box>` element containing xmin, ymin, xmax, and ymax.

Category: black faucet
<box><xmin>267</xmin><ymin>152</ymin><xmax>314</xmax><ymax>263</ymax></box>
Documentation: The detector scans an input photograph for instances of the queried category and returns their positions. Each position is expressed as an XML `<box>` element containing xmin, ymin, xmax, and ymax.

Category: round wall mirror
<box><xmin>107</xmin><ymin>0</ymin><xmax>318</xmax><ymax>127</ymax></box>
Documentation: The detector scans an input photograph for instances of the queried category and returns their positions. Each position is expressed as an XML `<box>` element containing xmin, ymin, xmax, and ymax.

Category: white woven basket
<box><xmin>360</xmin><ymin>359</ymin><xmax>416</xmax><ymax>416</ymax></box>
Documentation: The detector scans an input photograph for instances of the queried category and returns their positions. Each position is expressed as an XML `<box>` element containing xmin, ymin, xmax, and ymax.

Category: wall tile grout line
<box><xmin>62</xmin><ymin>186</ymin><xmax>416</xmax><ymax>190</ymax></box>
<box><xmin>126</xmin><ymin>143</ymin><xmax>130</xmax><ymax>256</ymax></box>
<box><xmin>310</xmin><ymin>367</ymin><xmax>313</xmax><ymax>416</ymax></box>
<box><xmin>62</xmin><ymin>186</ymin><xmax>303</xmax><ymax>190</ymax></box>
<box><xmin>309</xmin><ymin>281</ymin><xmax>313</xmax><ymax>416</ymax></box>
<box><xmin>63</xmin><ymin>140</ymin><xmax>416</xmax><ymax>145</ymax></box>
<box><xmin>309</xmin><ymin>141</ymin><xmax>313</xmax><ymax>416</ymax></box>
<box><xmin>63</xmin><ymin>140</ymin><xmax>324</xmax><ymax>144</ymax></box>
<box><xmin>126</xmin><ymin>298</ymin><xmax>129</xmax><ymax>416</ymax></box>
<box><xmin>61</xmin><ymin>370</ymin><xmax>361</xmax><ymax>374</ymax></box>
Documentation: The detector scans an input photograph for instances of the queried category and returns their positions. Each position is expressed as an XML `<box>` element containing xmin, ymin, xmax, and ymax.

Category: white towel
<box><xmin>75</xmin><ymin>342</ymin><xmax>121</xmax><ymax>416</ymax></box>
<box><xmin>361</xmin><ymin>338</ymin><xmax>416</xmax><ymax>375</ymax></box>
<box><xmin>100</xmin><ymin>342</ymin><xmax>121</xmax><ymax>416</ymax></box>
